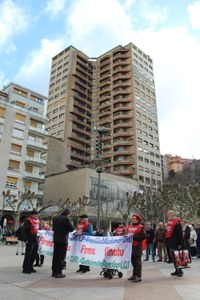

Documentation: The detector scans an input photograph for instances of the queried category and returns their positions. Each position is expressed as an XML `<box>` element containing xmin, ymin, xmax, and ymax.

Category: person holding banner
<box><xmin>21</xmin><ymin>210</ymin><xmax>40</xmax><ymax>274</ymax></box>
<box><xmin>127</xmin><ymin>214</ymin><xmax>146</xmax><ymax>282</ymax></box>
<box><xmin>114</xmin><ymin>222</ymin><xmax>127</xmax><ymax>236</ymax></box>
<box><xmin>75</xmin><ymin>214</ymin><xmax>93</xmax><ymax>273</ymax></box>
<box><xmin>52</xmin><ymin>208</ymin><xmax>74</xmax><ymax>278</ymax></box>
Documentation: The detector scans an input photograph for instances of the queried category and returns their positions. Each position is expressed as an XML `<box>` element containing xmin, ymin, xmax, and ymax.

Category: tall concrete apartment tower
<box><xmin>46</xmin><ymin>43</ymin><xmax>162</xmax><ymax>190</ymax></box>
<box><xmin>0</xmin><ymin>83</ymin><xmax>47</xmax><ymax>218</ymax></box>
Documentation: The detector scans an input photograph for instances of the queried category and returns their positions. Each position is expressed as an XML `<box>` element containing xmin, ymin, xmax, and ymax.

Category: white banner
<box><xmin>38</xmin><ymin>230</ymin><xmax>132</xmax><ymax>270</ymax></box>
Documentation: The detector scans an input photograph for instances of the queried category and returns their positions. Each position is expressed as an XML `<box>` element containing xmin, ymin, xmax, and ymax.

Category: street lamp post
<box><xmin>92</xmin><ymin>126</ymin><xmax>108</xmax><ymax>230</ymax></box>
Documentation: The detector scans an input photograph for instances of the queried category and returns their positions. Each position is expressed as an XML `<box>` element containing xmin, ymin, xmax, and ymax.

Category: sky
<box><xmin>0</xmin><ymin>0</ymin><xmax>199</xmax><ymax>159</ymax></box>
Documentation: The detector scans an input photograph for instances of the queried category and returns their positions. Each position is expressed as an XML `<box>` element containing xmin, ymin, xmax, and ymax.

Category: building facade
<box><xmin>46</xmin><ymin>43</ymin><xmax>162</xmax><ymax>191</ymax></box>
<box><xmin>43</xmin><ymin>167</ymin><xmax>139</xmax><ymax>218</ymax></box>
<box><xmin>0</xmin><ymin>83</ymin><xmax>48</xmax><ymax>222</ymax></box>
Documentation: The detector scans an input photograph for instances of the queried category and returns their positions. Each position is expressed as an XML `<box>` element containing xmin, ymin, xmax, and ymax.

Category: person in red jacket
<box><xmin>127</xmin><ymin>214</ymin><xmax>146</xmax><ymax>282</ymax></box>
<box><xmin>21</xmin><ymin>210</ymin><xmax>39</xmax><ymax>274</ymax></box>
<box><xmin>114</xmin><ymin>222</ymin><xmax>127</xmax><ymax>236</ymax></box>
<box><xmin>75</xmin><ymin>214</ymin><xmax>93</xmax><ymax>273</ymax></box>
<box><xmin>34</xmin><ymin>220</ymin><xmax>50</xmax><ymax>267</ymax></box>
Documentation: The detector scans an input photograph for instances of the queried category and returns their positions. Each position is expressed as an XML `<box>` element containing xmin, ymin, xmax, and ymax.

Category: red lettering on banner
<box><xmin>104</xmin><ymin>247</ymin><xmax>124</xmax><ymax>256</ymax></box>
<box><xmin>80</xmin><ymin>244</ymin><xmax>95</xmax><ymax>255</ymax></box>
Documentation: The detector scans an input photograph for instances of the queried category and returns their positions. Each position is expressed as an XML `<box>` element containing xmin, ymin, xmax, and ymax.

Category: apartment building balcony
<box><xmin>25</xmin><ymin>156</ymin><xmax>46</xmax><ymax>166</ymax></box>
<box><xmin>101</xmin><ymin>135</ymin><xmax>111</xmax><ymax>144</ymax></box>
<box><xmin>99</xmin><ymin>87</ymin><xmax>111</xmax><ymax>96</ymax></box>
<box><xmin>115</xmin><ymin>169</ymin><xmax>135</xmax><ymax>176</ymax></box>
<box><xmin>102</xmin><ymin>144</ymin><xmax>112</xmax><ymax>150</ymax></box>
<box><xmin>113</xmin><ymin>80</ymin><xmax>131</xmax><ymax>89</ymax></box>
<box><xmin>27</xmin><ymin>139</ymin><xmax>47</xmax><ymax>151</ymax></box>
<box><xmin>72</xmin><ymin>84</ymin><xmax>88</xmax><ymax>96</ymax></box>
<box><xmin>23</xmin><ymin>172</ymin><xmax>45</xmax><ymax>181</ymax></box>
<box><xmin>98</xmin><ymin>119</ymin><xmax>111</xmax><ymax>127</ymax></box>
<box><xmin>29</xmin><ymin>125</ymin><xmax>48</xmax><ymax>137</ymax></box>
<box><xmin>113</xmin><ymin>73</ymin><xmax>131</xmax><ymax>80</ymax></box>
<box><xmin>113</xmin><ymin>150</ymin><xmax>134</xmax><ymax>156</ymax></box>
<box><xmin>70</xmin><ymin>133</ymin><xmax>91</xmax><ymax>145</ymax></box>
<box><xmin>113</xmin><ymin>66</ymin><xmax>130</xmax><ymax>75</ymax></box>
<box><xmin>99</xmin><ymin>110</ymin><xmax>111</xmax><ymax>118</ymax></box>
<box><xmin>99</xmin><ymin>94</ymin><xmax>111</xmax><ymax>102</ymax></box>
<box><xmin>75</xmin><ymin>69</ymin><xmax>88</xmax><ymax>80</ymax></box>
<box><xmin>113</xmin><ymin>97</ymin><xmax>133</xmax><ymax>104</ymax></box>
<box><xmin>113</xmin><ymin>123</ymin><xmax>132</xmax><ymax>130</ymax></box>
<box><xmin>113</xmin><ymin>131</ymin><xmax>134</xmax><ymax>138</ymax></box>
<box><xmin>76</xmin><ymin>64</ymin><xmax>88</xmax><ymax>77</ymax></box>
<box><xmin>113</xmin><ymin>88</ymin><xmax>131</xmax><ymax>96</ymax></box>
<box><xmin>69</xmin><ymin>142</ymin><xmax>91</xmax><ymax>154</ymax></box>
<box><xmin>70</xmin><ymin>152</ymin><xmax>90</xmax><ymax>162</ymax></box>
<box><xmin>113</xmin><ymin>112</ymin><xmax>133</xmax><ymax>120</ymax></box>
<box><xmin>113</xmin><ymin>59</ymin><xmax>131</xmax><ymax>68</ymax></box>
<box><xmin>113</xmin><ymin>52</ymin><xmax>130</xmax><ymax>60</ymax></box>
<box><xmin>100</xmin><ymin>65</ymin><xmax>111</xmax><ymax>75</ymax></box>
<box><xmin>72</xmin><ymin>125</ymin><xmax>91</xmax><ymax>137</ymax></box>
<box><xmin>113</xmin><ymin>105</ymin><xmax>132</xmax><ymax>113</ymax></box>
<box><xmin>72</xmin><ymin>118</ymin><xmax>91</xmax><ymax>130</ymax></box>
<box><xmin>113</xmin><ymin>139</ymin><xmax>133</xmax><ymax>146</ymax></box>
<box><xmin>99</xmin><ymin>100</ymin><xmax>111</xmax><ymax>108</ymax></box>
<box><xmin>100</xmin><ymin>71</ymin><xmax>111</xmax><ymax>80</ymax></box>
<box><xmin>113</xmin><ymin>48</ymin><xmax>129</xmax><ymax>56</ymax></box>
<box><xmin>99</xmin><ymin>77</ymin><xmax>111</xmax><ymax>84</ymax></box>
<box><xmin>100</xmin><ymin>60</ymin><xmax>111</xmax><ymax>69</ymax></box>
<box><xmin>71</xmin><ymin>108</ymin><xmax>91</xmax><ymax>121</ymax></box>
<box><xmin>102</xmin><ymin>152</ymin><xmax>112</xmax><ymax>159</ymax></box>
<box><xmin>73</xmin><ymin>99</ymin><xmax>92</xmax><ymax>112</ymax></box>
<box><xmin>113</xmin><ymin>160</ymin><xmax>135</xmax><ymax>166</ymax></box>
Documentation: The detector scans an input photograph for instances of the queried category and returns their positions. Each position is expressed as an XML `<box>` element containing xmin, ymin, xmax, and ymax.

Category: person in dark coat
<box><xmin>52</xmin><ymin>208</ymin><xmax>74</xmax><ymax>278</ymax></box>
<box><xmin>127</xmin><ymin>214</ymin><xmax>146</xmax><ymax>282</ymax></box>
<box><xmin>165</xmin><ymin>210</ymin><xmax>184</xmax><ymax>277</ymax></box>
<box><xmin>144</xmin><ymin>222</ymin><xmax>155</xmax><ymax>262</ymax></box>
<box><xmin>21</xmin><ymin>210</ymin><xmax>39</xmax><ymax>274</ymax></box>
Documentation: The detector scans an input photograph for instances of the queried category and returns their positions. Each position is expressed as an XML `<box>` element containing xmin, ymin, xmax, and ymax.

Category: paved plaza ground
<box><xmin>0</xmin><ymin>242</ymin><xmax>200</xmax><ymax>300</ymax></box>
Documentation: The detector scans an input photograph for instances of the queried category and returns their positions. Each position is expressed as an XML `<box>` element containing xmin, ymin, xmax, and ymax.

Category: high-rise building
<box><xmin>46</xmin><ymin>43</ymin><xmax>162</xmax><ymax>190</ymax></box>
<box><xmin>0</xmin><ymin>83</ymin><xmax>48</xmax><ymax>218</ymax></box>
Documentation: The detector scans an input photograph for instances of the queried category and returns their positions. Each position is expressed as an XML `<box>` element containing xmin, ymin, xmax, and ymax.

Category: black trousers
<box><xmin>22</xmin><ymin>240</ymin><xmax>38</xmax><ymax>271</ymax></box>
<box><xmin>131</xmin><ymin>255</ymin><xmax>142</xmax><ymax>278</ymax></box>
<box><xmin>35</xmin><ymin>253</ymin><xmax>44</xmax><ymax>265</ymax></box>
<box><xmin>52</xmin><ymin>242</ymin><xmax>67</xmax><ymax>275</ymax></box>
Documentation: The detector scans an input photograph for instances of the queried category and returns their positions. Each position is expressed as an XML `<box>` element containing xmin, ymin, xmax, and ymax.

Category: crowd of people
<box><xmin>11</xmin><ymin>208</ymin><xmax>200</xmax><ymax>283</ymax></box>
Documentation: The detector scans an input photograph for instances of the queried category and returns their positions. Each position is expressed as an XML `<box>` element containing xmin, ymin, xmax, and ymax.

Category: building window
<box><xmin>0</xmin><ymin>107</ymin><xmax>6</xmax><ymax>117</ymax></box>
<box><xmin>10</xmin><ymin>143</ymin><xmax>22</xmax><ymax>154</ymax></box>
<box><xmin>13</xmin><ymin>128</ymin><xmax>24</xmax><ymax>139</ymax></box>
<box><xmin>8</xmin><ymin>160</ymin><xmax>20</xmax><ymax>171</ymax></box>
<box><xmin>6</xmin><ymin>176</ymin><xmax>18</xmax><ymax>188</ymax></box>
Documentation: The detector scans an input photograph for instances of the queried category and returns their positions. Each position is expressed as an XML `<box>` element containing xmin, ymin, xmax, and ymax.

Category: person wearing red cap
<box><xmin>127</xmin><ymin>214</ymin><xmax>146</xmax><ymax>282</ymax></box>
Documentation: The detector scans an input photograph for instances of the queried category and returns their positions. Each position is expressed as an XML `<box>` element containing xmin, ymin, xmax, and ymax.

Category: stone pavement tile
<box><xmin>175</xmin><ymin>285</ymin><xmax>200</xmax><ymax>300</ymax></box>
<box><xmin>0</xmin><ymin>284</ymin><xmax>51</xmax><ymax>300</ymax></box>
<box><xmin>27</xmin><ymin>277</ymin><xmax>125</xmax><ymax>300</ymax></box>
<box><xmin>124</xmin><ymin>269</ymin><xmax>182</xmax><ymax>300</ymax></box>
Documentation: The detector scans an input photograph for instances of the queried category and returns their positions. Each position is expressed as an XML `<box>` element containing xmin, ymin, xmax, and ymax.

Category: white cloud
<box><xmin>67</xmin><ymin>0</ymin><xmax>133</xmax><ymax>55</ymax></box>
<box><xmin>128</xmin><ymin>26</ymin><xmax>200</xmax><ymax>158</ymax></box>
<box><xmin>138</xmin><ymin>0</ymin><xmax>168</xmax><ymax>28</ymax></box>
<box><xmin>45</xmin><ymin>0</ymin><xmax>66</xmax><ymax>18</ymax></box>
<box><xmin>188</xmin><ymin>1</ymin><xmax>200</xmax><ymax>29</ymax></box>
<box><xmin>0</xmin><ymin>0</ymin><xmax>28</xmax><ymax>53</ymax></box>
<box><xmin>14</xmin><ymin>38</ymin><xmax>65</xmax><ymax>96</ymax></box>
